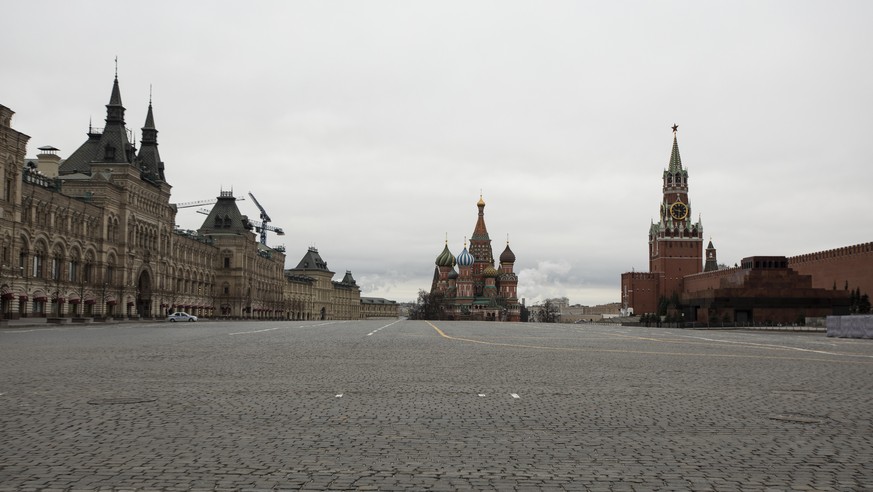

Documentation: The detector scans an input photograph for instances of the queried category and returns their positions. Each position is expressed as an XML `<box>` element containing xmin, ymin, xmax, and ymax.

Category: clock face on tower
<box><xmin>670</xmin><ymin>202</ymin><xmax>688</xmax><ymax>220</ymax></box>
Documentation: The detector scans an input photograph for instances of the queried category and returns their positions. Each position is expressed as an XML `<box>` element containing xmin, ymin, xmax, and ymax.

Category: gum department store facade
<box><xmin>0</xmin><ymin>75</ymin><xmax>393</xmax><ymax>321</ymax></box>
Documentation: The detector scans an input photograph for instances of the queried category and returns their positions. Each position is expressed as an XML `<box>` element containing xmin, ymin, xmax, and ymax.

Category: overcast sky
<box><xmin>4</xmin><ymin>1</ymin><xmax>872</xmax><ymax>305</ymax></box>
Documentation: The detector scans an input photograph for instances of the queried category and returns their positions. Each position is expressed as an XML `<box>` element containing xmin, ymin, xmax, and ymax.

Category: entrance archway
<box><xmin>137</xmin><ymin>270</ymin><xmax>153</xmax><ymax>318</ymax></box>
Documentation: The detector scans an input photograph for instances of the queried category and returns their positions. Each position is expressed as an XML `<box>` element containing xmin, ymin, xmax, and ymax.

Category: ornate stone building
<box><xmin>0</xmin><ymin>74</ymin><xmax>366</xmax><ymax>321</ymax></box>
<box><xmin>430</xmin><ymin>196</ymin><xmax>520</xmax><ymax>321</ymax></box>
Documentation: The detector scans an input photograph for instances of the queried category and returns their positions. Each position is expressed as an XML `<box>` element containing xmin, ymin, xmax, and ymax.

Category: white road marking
<box><xmin>335</xmin><ymin>393</ymin><xmax>343</xmax><ymax>398</ymax></box>
<box><xmin>510</xmin><ymin>393</ymin><xmax>520</xmax><ymax>399</ymax></box>
<box><xmin>229</xmin><ymin>321</ymin><xmax>340</xmax><ymax>336</ymax></box>
<box><xmin>366</xmin><ymin>319</ymin><xmax>402</xmax><ymax>336</ymax></box>
<box><xmin>478</xmin><ymin>393</ymin><xmax>486</xmax><ymax>397</ymax></box>
<box><xmin>1</xmin><ymin>328</ymin><xmax>65</xmax><ymax>334</ymax></box>
<box><xmin>675</xmin><ymin>333</ymin><xmax>873</xmax><ymax>359</ymax></box>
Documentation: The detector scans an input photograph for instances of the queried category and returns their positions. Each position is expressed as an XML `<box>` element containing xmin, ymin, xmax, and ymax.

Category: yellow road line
<box><xmin>424</xmin><ymin>321</ymin><xmax>873</xmax><ymax>365</ymax></box>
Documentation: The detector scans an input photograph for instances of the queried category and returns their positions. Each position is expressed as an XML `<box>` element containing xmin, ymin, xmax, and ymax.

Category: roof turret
<box><xmin>341</xmin><ymin>270</ymin><xmax>358</xmax><ymax>285</ymax></box>
<box><xmin>295</xmin><ymin>247</ymin><xmax>331</xmax><ymax>272</ymax></box>
<box><xmin>197</xmin><ymin>190</ymin><xmax>253</xmax><ymax>236</ymax></box>
<box><xmin>136</xmin><ymin>95</ymin><xmax>165</xmax><ymax>182</ymax></box>
<box><xmin>97</xmin><ymin>73</ymin><xmax>135</xmax><ymax>164</ymax></box>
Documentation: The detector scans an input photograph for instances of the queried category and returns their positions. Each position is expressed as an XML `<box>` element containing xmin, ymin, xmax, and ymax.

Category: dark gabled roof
<box><xmin>341</xmin><ymin>270</ymin><xmax>357</xmax><ymax>285</ymax></box>
<box><xmin>58</xmin><ymin>131</ymin><xmax>101</xmax><ymax>174</ymax></box>
<box><xmin>294</xmin><ymin>247</ymin><xmax>331</xmax><ymax>272</ymax></box>
<box><xmin>59</xmin><ymin>75</ymin><xmax>135</xmax><ymax>175</ymax></box>
<box><xmin>197</xmin><ymin>192</ymin><xmax>253</xmax><ymax>236</ymax></box>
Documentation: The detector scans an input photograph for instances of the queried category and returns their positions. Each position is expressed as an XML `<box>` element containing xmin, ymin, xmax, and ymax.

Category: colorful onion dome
<box><xmin>483</xmin><ymin>265</ymin><xmax>499</xmax><ymax>278</ymax></box>
<box><xmin>457</xmin><ymin>246</ymin><xmax>475</xmax><ymax>267</ymax></box>
<box><xmin>435</xmin><ymin>243</ymin><xmax>456</xmax><ymax>267</ymax></box>
<box><xmin>500</xmin><ymin>243</ymin><xmax>516</xmax><ymax>263</ymax></box>
<box><xmin>448</xmin><ymin>268</ymin><xmax>459</xmax><ymax>280</ymax></box>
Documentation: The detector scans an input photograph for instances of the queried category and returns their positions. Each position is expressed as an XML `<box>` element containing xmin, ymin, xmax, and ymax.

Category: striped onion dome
<box><xmin>448</xmin><ymin>268</ymin><xmax>459</xmax><ymax>280</ymax></box>
<box><xmin>435</xmin><ymin>243</ymin><xmax>456</xmax><ymax>267</ymax></box>
<box><xmin>483</xmin><ymin>265</ymin><xmax>499</xmax><ymax>278</ymax></box>
<box><xmin>456</xmin><ymin>246</ymin><xmax>475</xmax><ymax>267</ymax></box>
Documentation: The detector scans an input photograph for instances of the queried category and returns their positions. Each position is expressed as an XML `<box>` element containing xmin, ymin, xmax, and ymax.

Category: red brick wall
<box><xmin>789</xmin><ymin>242</ymin><xmax>873</xmax><ymax>297</ymax></box>
<box><xmin>621</xmin><ymin>272</ymin><xmax>660</xmax><ymax>315</ymax></box>
<box><xmin>650</xmin><ymin>239</ymin><xmax>702</xmax><ymax>296</ymax></box>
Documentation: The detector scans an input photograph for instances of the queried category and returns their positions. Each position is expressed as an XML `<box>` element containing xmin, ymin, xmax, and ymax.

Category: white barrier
<box><xmin>826</xmin><ymin>315</ymin><xmax>873</xmax><ymax>339</ymax></box>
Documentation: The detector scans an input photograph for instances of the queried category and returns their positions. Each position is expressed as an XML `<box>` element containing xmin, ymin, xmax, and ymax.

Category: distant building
<box><xmin>360</xmin><ymin>297</ymin><xmax>399</xmax><ymax>319</ymax></box>
<box><xmin>430</xmin><ymin>196</ymin><xmax>520</xmax><ymax>321</ymax></box>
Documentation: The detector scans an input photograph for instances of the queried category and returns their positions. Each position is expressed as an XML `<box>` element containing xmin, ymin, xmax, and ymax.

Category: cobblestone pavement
<box><xmin>1</xmin><ymin>319</ymin><xmax>872</xmax><ymax>491</ymax></box>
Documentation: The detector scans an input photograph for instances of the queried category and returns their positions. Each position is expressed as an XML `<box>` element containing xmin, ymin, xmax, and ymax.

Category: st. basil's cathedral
<box><xmin>430</xmin><ymin>196</ymin><xmax>520</xmax><ymax>321</ymax></box>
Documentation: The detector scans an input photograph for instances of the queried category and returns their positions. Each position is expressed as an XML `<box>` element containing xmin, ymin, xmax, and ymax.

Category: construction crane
<box><xmin>195</xmin><ymin>209</ymin><xmax>285</xmax><ymax>239</ymax></box>
<box><xmin>175</xmin><ymin>196</ymin><xmax>245</xmax><ymax>208</ymax></box>
<box><xmin>248</xmin><ymin>192</ymin><xmax>283</xmax><ymax>246</ymax></box>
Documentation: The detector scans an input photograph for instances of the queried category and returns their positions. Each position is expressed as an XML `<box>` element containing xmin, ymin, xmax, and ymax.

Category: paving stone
<box><xmin>1</xmin><ymin>320</ymin><xmax>871</xmax><ymax>490</ymax></box>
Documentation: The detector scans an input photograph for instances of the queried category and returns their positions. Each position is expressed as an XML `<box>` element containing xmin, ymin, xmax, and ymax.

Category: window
<box><xmin>68</xmin><ymin>261</ymin><xmax>78</xmax><ymax>282</ymax></box>
<box><xmin>32</xmin><ymin>255</ymin><xmax>43</xmax><ymax>278</ymax></box>
<box><xmin>224</xmin><ymin>257</ymin><xmax>231</xmax><ymax>268</ymax></box>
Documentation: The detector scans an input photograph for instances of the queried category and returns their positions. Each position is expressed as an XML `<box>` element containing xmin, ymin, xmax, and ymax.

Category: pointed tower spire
<box><xmin>137</xmin><ymin>87</ymin><xmax>165</xmax><ymax>181</ymax></box>
<box><xmin>107</xmin><ymin>75</ymin><xmax>124</xmax><ymax>120</ymax></box>
<box><xmin>470</xmin><ymin>194</ymin><xmax>495</xmax><ymax>288</ymax></box>
<box><xmin>668</xmin><ymin>124</ymin><xmax>683</xmax><ymax>173</ymax></box>
<box><xmin>97</xmin><ymin>63</ymin><xmax>133</xmax><ymax>163</ymax></box>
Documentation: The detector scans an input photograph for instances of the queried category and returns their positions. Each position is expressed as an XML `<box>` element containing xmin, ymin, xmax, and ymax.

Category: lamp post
<box><xmin>101</xmin><ymin>283</ymin><xmax>108</xmax><ymax>319</ymax></box>
<box><xmin>20</xmin><ymin>265</ymin><xmax>27</xmax><ymax>318</ymax></box>
<box><xmin>0</xmin><ymin>264</ymin><xmax>9</xmax><ymax>320</ymax></box>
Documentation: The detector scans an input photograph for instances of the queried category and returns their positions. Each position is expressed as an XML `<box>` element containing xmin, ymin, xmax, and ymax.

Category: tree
<box><xmin>534</xmin><ymin>299</ymin><xmax>560</xmax><ymax>323</ymax></box>
<box><xmin>520</xmin><ymin>304</ymin><xmax>530</xmax><ymax>322</ymax></box>
<box><xmin>849</xmin><ymin>288</ymin><xmax>871</xmax><ymax>314</ymax></box>
<box><xmin>408</xmin><ymin>290</ymin><xmax>445</xmax><ymax>320</ymax></box>
<box><xmin>860</xmin><ymin>294</ymin><xmax>871</xmax><ymax>314</ymax></box>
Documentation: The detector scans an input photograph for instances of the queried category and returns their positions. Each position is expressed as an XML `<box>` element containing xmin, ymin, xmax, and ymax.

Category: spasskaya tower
<box><xmin>621</xmin><ymin>125</ymin><xmax>704</xmax><ymax>315</ymax></box>
<box><xmin>649</xmin><ymin>124</ymin><xmax>704</xmax><ymax>297</ymax></box>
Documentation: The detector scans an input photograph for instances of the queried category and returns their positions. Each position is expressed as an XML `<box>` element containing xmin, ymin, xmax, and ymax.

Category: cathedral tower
<box><xmin>469</xmin><ymin>195</ymin><xmax>495</xmax><ymax>297</ymax></box>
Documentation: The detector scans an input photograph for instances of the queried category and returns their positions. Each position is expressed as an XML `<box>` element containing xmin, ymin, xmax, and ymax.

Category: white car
<box><xmin>167</xmin><ymin>312</ymin><xmax>198</xmax><ymax>322</ymax></box>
